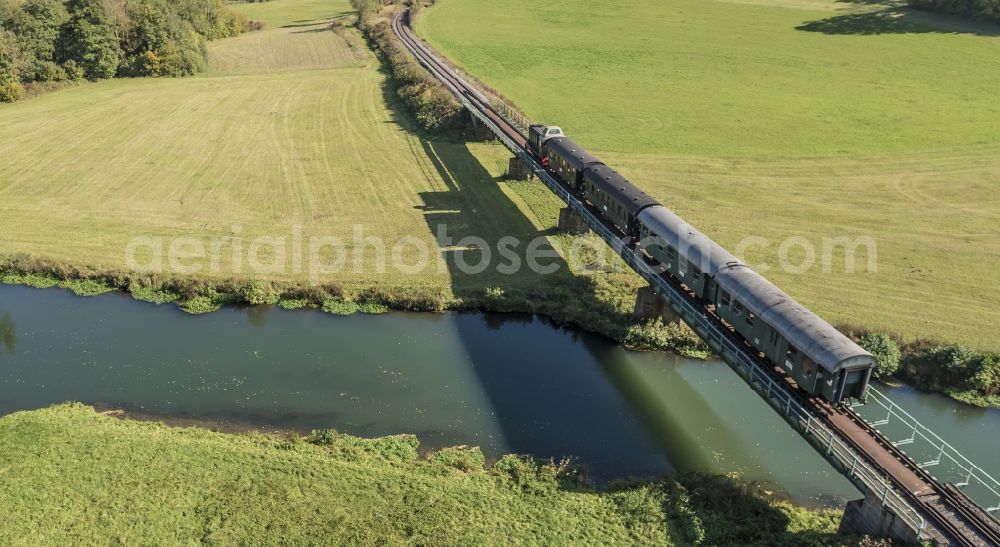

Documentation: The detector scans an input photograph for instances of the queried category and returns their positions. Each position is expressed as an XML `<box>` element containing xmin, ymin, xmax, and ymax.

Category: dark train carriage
<box><xmin>546</xmin><ymin>137</ymin><xmax>602</xmax><ymax>190</ymax></box>
<box><xmin>582</xmin><ymin>165</ymin><xmax>659</xmax><ymax>238</ymax></box>
<box><xmin>636</xmin><ymin>206</ymin><xmax>741</xmax><ymax>301</ymax></box>
<box><xmin>713</xmin><ymin>267</ymin><xmax>873</xmax><ymax>403</ymax></box>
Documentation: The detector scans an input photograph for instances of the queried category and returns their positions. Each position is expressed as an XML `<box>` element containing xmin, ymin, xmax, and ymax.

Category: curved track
<box><xmin>391</xmin><ymin>10</ymin><xmax>998</xmax><ymax>545</ymax></box>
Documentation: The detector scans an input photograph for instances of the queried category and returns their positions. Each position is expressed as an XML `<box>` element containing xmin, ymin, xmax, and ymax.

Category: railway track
<box><xmin>391</xmin><ymin>10</ymin><xmax>998</xmax><ymax>545</ymax></box>
<box><xmin>391</xmin><ymin>11</ymin><xmax>526</xmax><ymax>150</ymax></box>
<box><xmin>834</xmin><ymin>406</ymin><xmax>1000</xmax><ymax>546</ymax></box>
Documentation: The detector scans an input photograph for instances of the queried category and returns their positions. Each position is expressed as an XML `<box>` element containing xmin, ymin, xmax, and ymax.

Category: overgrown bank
<box><xmin>0</xmin><ymin>252</ymin><xmax>711</xmax><ymax>359</ymax></box>
<box><xmin>844</xmin><ymin>327</ymin><xmax>1000</xmax><ymax>408</ymax></box>
<box><xmin>0</xmin><ymin>403</ymin><xmax>872</xmax><ymax>545</ymax></box>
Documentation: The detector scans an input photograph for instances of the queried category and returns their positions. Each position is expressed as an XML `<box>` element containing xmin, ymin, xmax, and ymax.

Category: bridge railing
<box><xmin>857</xmin><ymin>387</ymin><xmax>1000</xmax><ymax>515</ymax></box>
<box><xmin>395</xmin><ymin>16</ymin><xmax>928</xmax><ymax>536</ymax></box>
<box><xmin>476</xmin><ymin>108</ymin><xmax>929</xmax><ymax>533</ymax></box>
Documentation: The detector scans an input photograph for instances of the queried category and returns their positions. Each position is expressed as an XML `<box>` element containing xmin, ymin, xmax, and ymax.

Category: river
<box><xmin>1</xmin><ymin>284</ymin><xmax>997</xmax><ymax>507</ymax></box>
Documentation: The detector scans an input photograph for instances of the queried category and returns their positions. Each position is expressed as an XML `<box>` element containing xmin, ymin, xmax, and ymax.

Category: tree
<box><xmin>969</xmin><ymin>353</ymin><xmax>1000</xmax><ymax>397</ymax></box>
<box><xmin>0</xmin><ymin>28</ymin><xmax>25</xmax><ymax>102</ymax></box>
<box><xmin>858</xmin><ymin>332</ymin><xmax>900</xmax><ymax>379</ymax></box>
<box><xmin>14</xmin><ymin>0</ymin><xmax>68</xmax><ymax>78</ymax></box>
<box><xmin>56</xmin><ymin>0</ymin><xmax>120</xmax><ymax>80</ymax></box>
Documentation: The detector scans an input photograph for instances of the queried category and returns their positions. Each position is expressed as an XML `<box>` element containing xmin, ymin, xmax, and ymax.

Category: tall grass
<box><xmin>0</xmin><ymin>403</ymin><xmax>864</xmax><ymax>545</ymax></box>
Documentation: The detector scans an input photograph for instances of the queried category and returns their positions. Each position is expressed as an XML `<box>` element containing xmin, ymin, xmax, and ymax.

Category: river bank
<box><xmin>0</xmin><ymin>252</ymin><xmax>711</xmax><ymax>357</ymax></box>
<box><xmin>0</xmin><ymin>403</ymin><xmax>861</xmax><ymax>545</ymax></box>
<box><xmin>3</xmin><ymin>251</ymin><xmax>997</xmax><ymax>410</ymax></box>
<box><xmin>3</xmin><ymin>283</ymin><xmax>998</xmax><ymax>507</ymax></box>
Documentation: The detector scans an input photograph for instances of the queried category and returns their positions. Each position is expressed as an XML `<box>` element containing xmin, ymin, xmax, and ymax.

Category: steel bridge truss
<box><xmin>464</xmin><ymin>97</ymin><xmax>929</xmax><ymax>535</ymax></box>
<box><xmin>396</xmin><ymin>12</ymin><xmax>1000</xmax><ymax>534</ymax></box>
<box><xmin>854</xmin><ymin>388</ymin><xmax>1000</xmax><ymax>514</ymax></box>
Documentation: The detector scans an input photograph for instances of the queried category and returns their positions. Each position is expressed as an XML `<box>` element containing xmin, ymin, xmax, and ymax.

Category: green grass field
<box><xmin>0</xmin><ymin>1</ymin><xmax>527</xmax><ymax>292</ymax></box>
<box><xmin>230</xmin><ymin>0</ymin><xmax>353</xmax><ymax>28</ymax></box>
<box><xmin>0</xmin><ymin>404</ymin><xmax>669</xmax><ymax>544</ymax></box>
<box><xmin>419</xmin><ymin>0</ymin><xmax>1000</xmax><ymax>349</ymax></box>
<box><xmin>0</xmin><ymin>0</ymin><xmax>660</xmax><ymax>345</ymax></box>
<box><xmin>0</xmin><ymin>403</ymin><xmax>848</xmax><ymax>545</ymax></box>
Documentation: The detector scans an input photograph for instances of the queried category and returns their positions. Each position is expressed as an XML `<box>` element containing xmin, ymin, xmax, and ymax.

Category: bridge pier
<box><xmin>467</xmin><ymin>109</ymin><xmax>494</xmax><ymax>141</ymax></box>
<box><xmin>838</xmin><ymin>490</ymin><xmax>936</xmax><ymax>544</ymax></box>
<box><xmin>557</xmin><ymin>207</ymin><xmax>590</xmax><ymax>235</ymax></box>
<box><xmin>633</xmin><ymin>285</ymin><xmax>681</xmax><ymax>324</ymax></box>
<box><xmin>507</xmin><ymin>157</ymin><xmax>532</xmax><ymax>180</ymax></box>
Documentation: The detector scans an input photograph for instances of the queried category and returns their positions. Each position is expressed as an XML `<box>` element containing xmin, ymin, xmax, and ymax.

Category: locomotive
<box><xmin>527</xmin><ymin>124</ymin><xmax>873</xmax><ymax>404</ymax></box>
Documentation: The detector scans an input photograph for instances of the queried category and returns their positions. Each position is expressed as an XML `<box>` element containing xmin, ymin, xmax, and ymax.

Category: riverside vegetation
<box><xmin>0</xmin><ymin>403</ymin><xmax>875</xmax><ymax>545</ymax></box>
<box><xmin>0</xmin><ymin>0</ymin><xmax>997</xmax><ymax>403</ymax></box>
<box><xmin>0</xmin><ymin>0</ymin><xmax>710</xmax><ymax>358</ymax></box>
<box><xmin>1</xmin><ymin>0</ymin><xmax>997</xmax><ymax>405</ymax></box>
<box><xmin>0</xmin><ymin>1</ymin><xmax>972</xmax><ymax>542</ymax></box>
<box><xmin>416</xmin><ymin>0</ymin><xmax>1000</xmax><ymax>405</ymax></box>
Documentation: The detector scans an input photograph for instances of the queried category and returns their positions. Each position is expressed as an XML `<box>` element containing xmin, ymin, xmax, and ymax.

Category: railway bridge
<box><xmin>391</xmin><ymin>10</ymin><xmax>1000</xmax><ymax>545</ymax></box>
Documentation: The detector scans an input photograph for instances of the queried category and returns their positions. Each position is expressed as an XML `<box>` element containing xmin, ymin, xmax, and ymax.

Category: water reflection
<box><xmin>0</xmin><ymin>312</ymin><xmax>14</xmax><ymax>354</ymax></box>
<box><xmin>1</xmin><ymin>283</ymin><xmax>995</xmax><ymax>506</ymax></box>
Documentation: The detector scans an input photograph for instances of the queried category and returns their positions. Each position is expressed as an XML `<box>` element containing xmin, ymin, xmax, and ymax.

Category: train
<box><xmin>527</xmin><ymin>124</ymin><xmax>874</xmax><ymax>405</ymax></box>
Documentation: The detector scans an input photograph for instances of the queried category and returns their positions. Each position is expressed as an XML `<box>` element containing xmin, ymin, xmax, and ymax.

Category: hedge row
<box><xmin>350</xmin><ymin>0</ymin><xmax>462</xmax><ymax>134</ymax></box>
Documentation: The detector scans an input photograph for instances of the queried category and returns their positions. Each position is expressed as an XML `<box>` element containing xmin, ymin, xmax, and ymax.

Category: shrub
<box><xmin>623</xmin><ymin>319</ymin><xmax>711</xmax><ymax>357</ymax></box>
<box><xmin>484</xmin><ymin>285</ymin><xmax>504</xmax><ymax>302</ymax></box>
<box><xmin>491</xmin><ymin>455</ymin><xmax>586</xmax><ymax>493</ymax></box>
<box><xmin>430</xmin><ymin>445</ymin><xmax>485</xmax><ymax>472</ymax></box>
<box><xmin>332</xmin><ymin>433</ymin><xmax>421</xmax><ymax>462</ymax></box>
<box><xmin>32</xmin><ymin>59</ymin><xmax>66</xmax><ymax>81</ymax></box>
<box><xmin>308</xmin><ymin>428</ymin><xmax>340</xmax><ymax>446</ymax></box>
<box><xmin>671</xmin><ymin>473</ymin><xmax>791</xmax><ymax>545</ymax></box>
<box><xmin>858</xmin><ymin>332</ymin><xmax>901</xmax><ymax>379</ymax></box>
<box><xmin>607</xmin><ymin>483</ymin><xmax>669</xmax><ymax>535</ymax></box>
<box><xmin>969</xmin><ymin>353</ymin><xmax>1000</xmax><ymax>397</ymax></box>
<box><xmin>492</xmin><ymin>455</ymin><xmax>558</xmax><ymax>493</ymax></box>
<box><xmin>239</xmin><ymin>280</ymin><xmax>279</xmax><ymax>306</ymax></box>
<box><xmin>928</xmin><ymin>344</ymin><xmax>977</xmax><ymax>387</ymax></box>
<box><xmin>62</xmin><ymin>58</ymin><xmax>84</xmax><ymax>80</ymax></box>
<box><xmin>0</xmin><ymin>76</ymin><xmax>23</xmax><ymax>101</ymax></box>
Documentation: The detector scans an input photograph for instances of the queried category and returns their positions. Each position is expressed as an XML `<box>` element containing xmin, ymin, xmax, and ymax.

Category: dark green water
<box><xmin>1</xmin><ymin>284</ymin><xmax>996</xmax><ymax>506</ymax></box>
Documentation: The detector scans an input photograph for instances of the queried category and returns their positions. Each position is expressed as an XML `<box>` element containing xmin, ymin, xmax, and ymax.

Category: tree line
<box><xmin>0</xmin><ymin>0</ymin><xmax>250</xmax><ymax>103</ymax></box>
<box><xmin>909</xmin><ymin>0</ymin><xmax>1000</xmax><ymax>23</ymax></box>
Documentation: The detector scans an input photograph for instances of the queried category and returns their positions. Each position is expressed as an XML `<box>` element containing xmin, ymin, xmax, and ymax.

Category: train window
<box><xmin>733</xmin><ymin>301</ymin><xmax>743</xmax><ymax>317</ymax></box>
<box><xmin>720</xmin><ymin>291</ymin><xmax>731</xmax><ymax>308</ymax></box>
<box><xmin>691</xmin><ymin>265</ymin><xmax>702</xmax><ymax>280</ymax></box>
<box><xmin>666</xmin><ymin>247</ymin><xmax>677</xmax><ymax>260</ymax></box>
<box><xmin>745</xmin><ymin>312</ymin><xmax>755</xmax><ymax>326</ymax></box>
<box><xmin>768</xmin><ymin>328</ymin><xmax>779</xmax><ymax>345</ymax></box>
